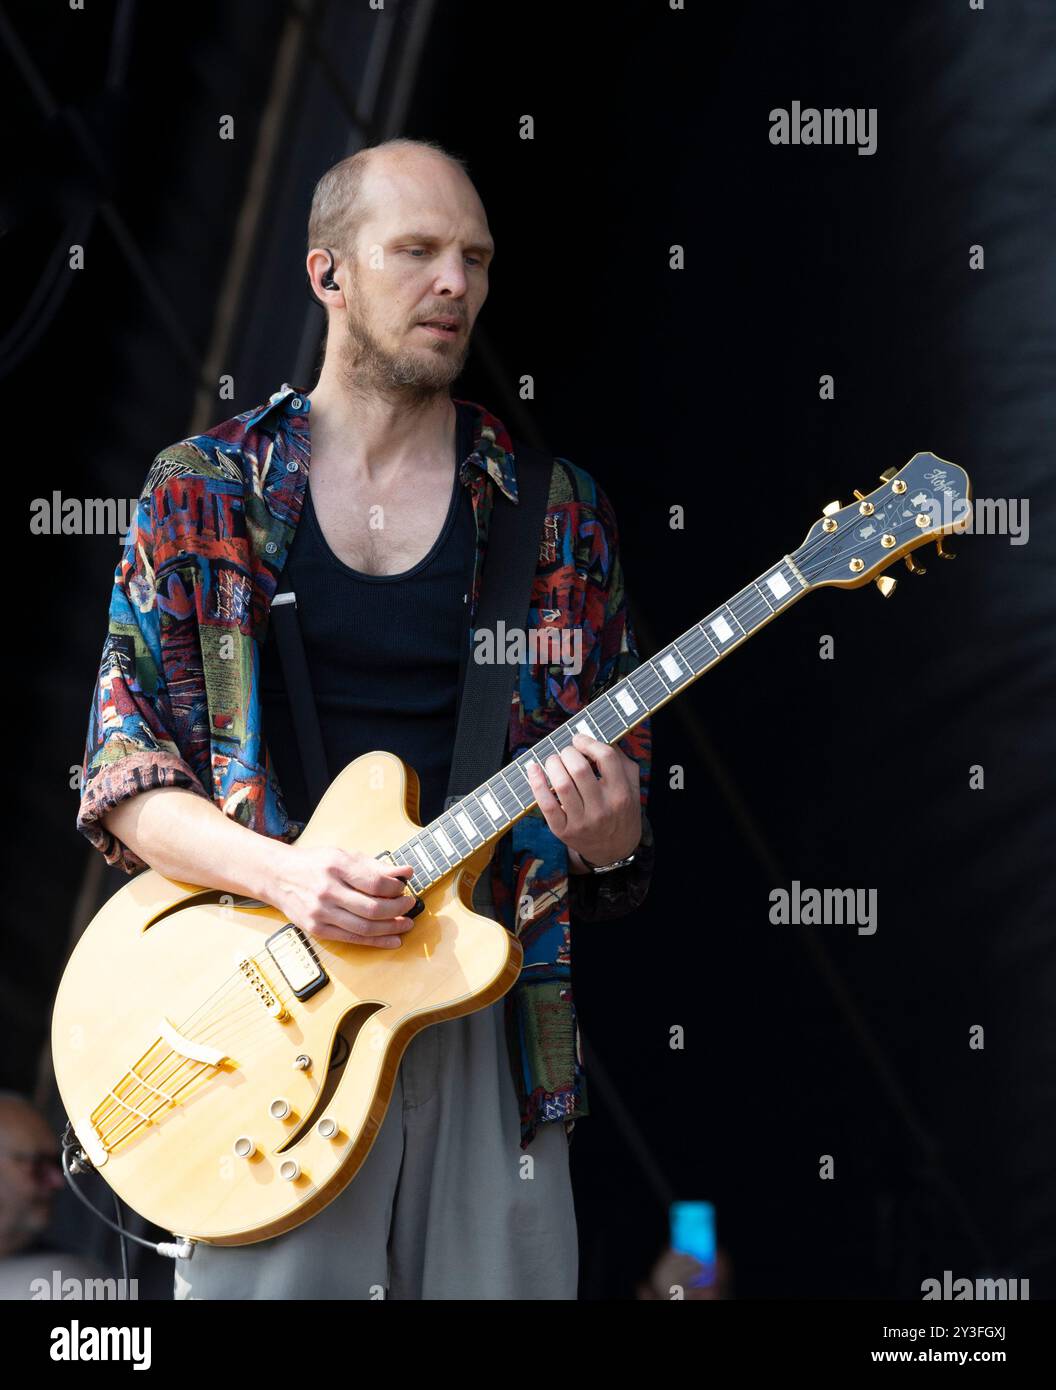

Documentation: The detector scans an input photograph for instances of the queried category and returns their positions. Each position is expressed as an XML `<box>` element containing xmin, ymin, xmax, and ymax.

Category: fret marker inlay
<box><xmin>766</xmin><ymin>572</ymin><xmax>791</xmax><ymax>598</ymax></box>
<box><xmin>711</xmin><ymin>616</ymin><xmax>734</xmax><ymax>643</ymax></box>
<box><xmin>659</xmin><ymin>654</ymin><xmax>682</xmax><ymax>681</ymax></box>
<box><xmin>615</xmin><ymin>688</ymin><xmax>638</xmax><ymax>715</ymax></box>
<box><xmin>415</xmin><ymin>842</ymin><xmax>435</xmax><ymax>872</ymax></box>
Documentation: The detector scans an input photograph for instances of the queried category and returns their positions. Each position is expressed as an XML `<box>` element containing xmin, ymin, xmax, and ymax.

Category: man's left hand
<box><xmin>524</xmin><ymin>733</ymin><xmax>642</xmax><ymax>873</ymax></box>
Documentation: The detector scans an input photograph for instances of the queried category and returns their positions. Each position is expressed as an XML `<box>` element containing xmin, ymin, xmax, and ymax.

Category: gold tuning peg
<box><xmin>904</xmin><ymin>553</ymin><xmax>927</xmax><ymax>575</ymax></box>
<box><xmin>875</xmin><ymin>576</ymin><xmax>897</xmax><ymax>598</ymax></box>
<box><xmin>879</xmin><ymin>468</ymin><xmax>898</xmax><ymax>483</ymax></box>
<box><xmin>822</xmin><ymin>500</ymin><xmax>841</xmax><ymax>516</ymax></box>
<box><xmin>853</xmin><ymin>489</ymin><xmax>866</xmax><ymax>501</ymax></box>
<box><xmin>935</xmin><ymin>537</ymin><xmax>956</xmax><ymax>560</ymax></box>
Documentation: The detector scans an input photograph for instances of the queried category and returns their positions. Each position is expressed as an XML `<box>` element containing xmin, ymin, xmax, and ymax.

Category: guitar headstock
<box><xmin>792</xmin><ymin>453</ymin><xmax>972</xmax><ymax>592</ymax></box>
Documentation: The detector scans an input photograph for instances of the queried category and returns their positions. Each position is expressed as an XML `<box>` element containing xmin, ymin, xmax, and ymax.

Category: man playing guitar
<box><xmin>76</xmin><ymin>138</ymin><xmax>654</xmax><ymax>1299</ymax></box>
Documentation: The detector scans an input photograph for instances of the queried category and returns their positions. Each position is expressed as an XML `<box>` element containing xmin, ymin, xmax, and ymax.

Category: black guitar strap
<box><xmin>444</xmin><ymin>443</ymin><xmax>553</xmax><ymax>808</ymax></box>
<box><xmin>268</xmin><ymin>584</ymin><xmax>330</xmax><ymax>810</ymax></box>
<box><xmin>269</xmin><ymin>440</ymin><xmax>553</xmax><ymax>818</ymax></box>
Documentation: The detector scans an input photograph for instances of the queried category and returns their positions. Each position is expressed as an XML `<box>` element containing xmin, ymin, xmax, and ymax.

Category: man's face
<box><xmin>0</xmin><ymin>1103</ymin><xmax>63</xmax><ymax>1249</ymax></box>
<box><xmin>336</xmin><ymin>159</ymin><xmax>494</xmax><ymax>397</ymax></box>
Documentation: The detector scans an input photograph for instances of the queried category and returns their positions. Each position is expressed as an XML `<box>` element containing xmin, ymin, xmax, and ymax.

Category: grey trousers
<box><xmin>173</xmin><ymin>895</ymin><xmax>579</xmax><ymax>1300</ymax></box>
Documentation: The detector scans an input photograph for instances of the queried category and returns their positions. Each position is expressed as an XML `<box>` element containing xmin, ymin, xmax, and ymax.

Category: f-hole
<box><xmin>276</xmin><ymin>1002</ymin><xmax>386</xmax><ymax>1154</ymax></box>
<box><xmin>143</xmin><ymin>891</ymin><xmax>274</xmax><ymax>932</ymax></box>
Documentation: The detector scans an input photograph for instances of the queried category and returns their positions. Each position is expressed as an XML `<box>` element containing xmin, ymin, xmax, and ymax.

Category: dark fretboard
<box><xmin>393</xmin><ymin>554</ymin><xmax>808</xmax><ymax>894</ymax></box>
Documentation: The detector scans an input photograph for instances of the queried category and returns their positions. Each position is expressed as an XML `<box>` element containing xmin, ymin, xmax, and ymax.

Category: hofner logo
<box><xmin>921</xmin><ymin>1271</ymin><xmax>1029</xmax><ymax>1300</ymax></box>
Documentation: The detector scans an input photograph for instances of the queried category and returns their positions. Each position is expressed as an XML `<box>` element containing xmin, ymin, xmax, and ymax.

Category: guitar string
<box><xmin>98</xmin><ymin>1061</ymin><xmax>217</xmax><ymax>1149</ymax></box>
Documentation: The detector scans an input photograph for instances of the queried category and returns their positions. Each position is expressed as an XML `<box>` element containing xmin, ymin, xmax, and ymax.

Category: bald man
<box><xmin>78</xmin><ymin>138</ymin><xmax>654</xmax><ymax>1300</ymax></box>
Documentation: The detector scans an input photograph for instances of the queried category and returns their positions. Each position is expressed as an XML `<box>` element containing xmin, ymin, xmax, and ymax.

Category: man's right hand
<box><xmin>100</xmin><ymin>789</ymin><xmax>420</xmax><ymax>948</ymax></box>
<box><xmin>268</xmin><ymin>844</ymin><xmax>419</xmax><ymax>947</ymax></box>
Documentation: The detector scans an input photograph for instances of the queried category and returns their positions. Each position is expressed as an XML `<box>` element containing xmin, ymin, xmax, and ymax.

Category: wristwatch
<box><xmin>578</xmin><ymin>849</ymin><xmax>638</xmax><ymax>874</ymax></box>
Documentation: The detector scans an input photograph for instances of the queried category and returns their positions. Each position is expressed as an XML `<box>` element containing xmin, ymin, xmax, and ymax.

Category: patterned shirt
<box><xmin>76</xmin><ymin>383</ymin><xmax>654</xmax><ymax>1148</ymax></box>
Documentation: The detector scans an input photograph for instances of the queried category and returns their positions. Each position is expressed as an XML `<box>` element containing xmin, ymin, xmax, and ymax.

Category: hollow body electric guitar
<box><xmin>52</xmin><ymin>453</ymin><xmax>972</xmax><ymax>1246</ymax></box>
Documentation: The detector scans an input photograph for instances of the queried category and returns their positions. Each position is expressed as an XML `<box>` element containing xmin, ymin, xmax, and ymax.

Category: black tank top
<box><xmin>259</xmin><ymin>403</ymin><xmax>477</xmax><ymax>827</ymax></box>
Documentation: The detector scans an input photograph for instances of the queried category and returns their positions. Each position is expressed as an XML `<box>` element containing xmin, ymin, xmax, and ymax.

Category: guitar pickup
<box><xmin>376</xmin><ymin>850</ymin><xmax>426</xmax><ymax>919</ymax></box>
<box><xmin>265</xmin><ymin>924</ymin><xmax>329</xmax><ymax>1000</ymax></box>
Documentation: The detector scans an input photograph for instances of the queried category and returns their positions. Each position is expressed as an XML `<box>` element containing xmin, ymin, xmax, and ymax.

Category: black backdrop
<box><xmin>4</xmin><ymin>0</ymin><xmax>1054</xmax><ymax>1299</ymax></box>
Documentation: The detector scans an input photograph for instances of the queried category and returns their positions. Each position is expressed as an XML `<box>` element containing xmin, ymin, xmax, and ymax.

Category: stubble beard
<box><xmin>337</xmin><ymin>276</ymin><xmax>470</xmax><ymax>408</ymax></box>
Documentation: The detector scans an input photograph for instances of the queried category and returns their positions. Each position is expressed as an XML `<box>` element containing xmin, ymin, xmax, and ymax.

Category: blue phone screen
<box><xmin>669</xmin><ymin>1200</ymin><xmax>717</xmax><ymax>1287</ymax></box>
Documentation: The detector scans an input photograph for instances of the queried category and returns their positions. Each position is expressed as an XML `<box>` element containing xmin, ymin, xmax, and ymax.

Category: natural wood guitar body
<box><xmin>51</xmin><ymin>752</ymin><xmax>522</xmax><ymax>1246</ymax></box>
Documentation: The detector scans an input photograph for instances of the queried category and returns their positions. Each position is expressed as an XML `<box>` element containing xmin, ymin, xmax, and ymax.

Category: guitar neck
<box><xmin>393</xmin><ymin>553</ymin><xmax>810</xmax><ymax>893</ymax></box>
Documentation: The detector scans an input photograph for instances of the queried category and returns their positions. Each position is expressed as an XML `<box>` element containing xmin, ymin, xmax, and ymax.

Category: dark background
<box><xmin>3</xmin><ymin>0</ymin><xmax>1054</xmax><ymax>1298</ymax></box>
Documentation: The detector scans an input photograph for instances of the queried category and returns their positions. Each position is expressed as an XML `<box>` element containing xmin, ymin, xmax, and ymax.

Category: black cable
<box><xmin>59</xmin><ymin>1123</ymin><xmax>192</xmax><ymax>1262</ymax></box>
<box><xmin>110</xmin><ymin>1190</ymin><xmax>130</xmax><ymax>1286</ymax></box>
<box><xmin>60</xmin><ymin>1141</ymin><xmax>155</xmax><ymax>1255</ymax></box>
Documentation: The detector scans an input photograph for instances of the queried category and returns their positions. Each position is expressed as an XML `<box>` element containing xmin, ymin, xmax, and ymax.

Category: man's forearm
<box><xmin>101</xmin><ymin>788</ymin><xmax>426</xmax><ymax>949</ymax></box>
<box><xmin>101</xmin><ymin>787</ymin><xmax>290</xmax><ymax>903</ymax></box>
